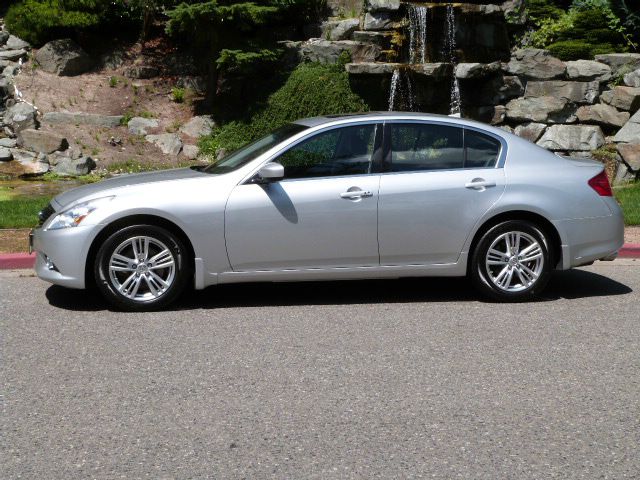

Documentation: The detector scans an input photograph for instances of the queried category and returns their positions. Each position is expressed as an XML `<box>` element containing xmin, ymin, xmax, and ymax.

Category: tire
<box><xmin>94</xmin><ymin>225</ymin><xmax>190</xmax><ymax>311</ymax></box>
<box><xmin>470</xmin><ymin>220</ymin><xmax>552</xmax><ymax>302</ymax></box>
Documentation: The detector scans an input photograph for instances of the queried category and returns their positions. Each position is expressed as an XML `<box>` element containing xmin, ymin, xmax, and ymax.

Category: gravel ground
<box><xmin>1</xmin><ymin>261</ymin><xmax>639</xmax><ymax>479</ymax></box>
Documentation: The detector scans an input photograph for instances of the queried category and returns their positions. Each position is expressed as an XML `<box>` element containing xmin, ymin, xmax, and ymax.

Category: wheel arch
<box><xmin>84</xmin><ymin>214</ymin><xmax>196</xmax><ymax>289</ymax></box>
<box><xmin>467</xmin><ymin>210</ymin><xmax>563</xmax><ymax>271</ymax></box>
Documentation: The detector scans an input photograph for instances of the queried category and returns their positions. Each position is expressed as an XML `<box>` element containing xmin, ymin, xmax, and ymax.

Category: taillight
<box><xmin>588</xmin><ymin>171</ymin><xmax>613</xmax><ymax>196</ymax></box>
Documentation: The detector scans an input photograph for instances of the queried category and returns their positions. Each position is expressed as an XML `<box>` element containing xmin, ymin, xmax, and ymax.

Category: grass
<box><xmin>0</xmin><ymin>196</ymin><xmax>51</xmax><ymax>229</ymax></box>
<box><xmin>614</xmin><ymin>182</ymin><xmax>640</xmax><ymax>226</ymax></box>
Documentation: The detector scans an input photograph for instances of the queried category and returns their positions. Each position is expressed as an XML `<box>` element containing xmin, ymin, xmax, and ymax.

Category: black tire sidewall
<box><xmin>471</xmin><ymin>220</ymin><xmax>551</xmax><ymax>302</ymax></box>
<box><xmin>94</xmin><ymin>225</ymin><xmax>189</xmax><ymax>311</ymax></box>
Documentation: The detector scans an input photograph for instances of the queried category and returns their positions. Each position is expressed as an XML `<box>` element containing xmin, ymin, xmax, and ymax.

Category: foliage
<box><xmin>171</xmin><ymin>87</ymin><xmax>185</xmax><ymax>103</ymax></box>
<box><xmin>199</xmin><ymin>62</ymin><xmax>369</xmax><ymax>156</ymax></box>
<box><xmin>527</xmin><ymin>0</ymin><xmax>633</xmax><ymax>58</ymax></box>
<box><xmin>216</xmin><ymin>48</ymin><xmax>282</xmax><ymax>74</ymax></box>
<box><xmin>614</xmin><ymin>182</ymin><xmax>640</xmax><ymax>225</ymax></box>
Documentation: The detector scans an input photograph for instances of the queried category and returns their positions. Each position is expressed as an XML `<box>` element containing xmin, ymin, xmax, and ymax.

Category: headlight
<box><xmin>46</xmin><ymin>196</ymin><xmax>114</xmax><ymax>230</ymax></box>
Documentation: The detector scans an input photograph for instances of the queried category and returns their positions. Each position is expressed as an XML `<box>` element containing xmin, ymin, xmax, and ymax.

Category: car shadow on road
<box><xmin>45</xmin><ymin>268</ymin><xmax>632</xmax><ymax>311</ymax></box>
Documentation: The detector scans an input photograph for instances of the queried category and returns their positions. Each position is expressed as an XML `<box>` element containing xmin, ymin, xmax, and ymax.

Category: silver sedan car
<box><xmin>31</xmin><ymin>113</ymin><xmax>624</xmax><ymax>310</ymax></box>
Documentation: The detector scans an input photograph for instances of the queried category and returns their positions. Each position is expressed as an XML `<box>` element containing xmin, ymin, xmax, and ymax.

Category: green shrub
<box><xmin>171</xmin><ymin>87</ymin><xmax>185</xmax><ymax>103</ymax></box>
<box><xmin>200</xmin><ymin>62</ymin><xmax>369</xmax><ymax>156</ymax></box>
<box><xmin>547</xmin><ymin>40</ymin><xmax>594</xmax><ymax>60</ymax></box>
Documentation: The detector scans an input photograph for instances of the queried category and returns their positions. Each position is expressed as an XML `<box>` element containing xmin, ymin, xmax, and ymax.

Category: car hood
<box><xmin>52</xmin><ymin>168</ymin><xmax>206</xmax><ymax>209</ymax></box>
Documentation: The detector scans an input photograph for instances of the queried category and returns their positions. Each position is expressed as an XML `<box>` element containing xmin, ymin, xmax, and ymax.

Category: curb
<box><xmin>1</xmin><ymin>245</ymin><xmax>639</xmax><ymax>270</ymax></box>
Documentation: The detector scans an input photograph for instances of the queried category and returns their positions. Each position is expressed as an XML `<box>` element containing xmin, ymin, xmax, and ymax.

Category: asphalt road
<box><xmin>1</xmin><ymin>261</ymin><xmax>639</xmax><ymax>479</ymax></box>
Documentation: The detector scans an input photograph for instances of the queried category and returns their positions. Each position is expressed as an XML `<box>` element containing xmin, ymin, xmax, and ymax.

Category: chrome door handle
<box><xmin>340</xmin><ymin>190</ymin><xmax>373</xmax><ymax>199</ymax></box>
<box><xmin>465</xmin><ymin>179</ymin><xmax>496</xmax><ymax>190</ymax></box>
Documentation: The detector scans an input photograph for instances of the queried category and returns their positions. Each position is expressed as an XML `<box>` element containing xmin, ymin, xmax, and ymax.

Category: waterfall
<box><xmin>408</xmin><ymin>4</ymin><xmax>427</xmax><ymax>64</ymax></box>
<box><xmin>388</xmin><ymin>68</ymin><xmax>414</xmax><ymax>111</ymax></box>
<box><xmin>443</xmin><ymin>3</ymin><xmax>461</xmax><ymax>116</ymax></box>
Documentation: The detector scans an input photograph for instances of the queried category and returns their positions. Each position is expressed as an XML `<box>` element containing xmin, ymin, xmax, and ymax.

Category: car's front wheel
<box><xmin>94</xmin><ymin>225</ymin><xmax>190</xmax><ymax>311</ymax></box>
<box><xmin>470</xmin><ymin>220</ymin><xmax>552</xmax><ymax>302</ymax></box>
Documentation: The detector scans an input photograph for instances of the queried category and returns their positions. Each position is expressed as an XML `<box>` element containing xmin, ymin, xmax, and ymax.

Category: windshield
<box><xmin>203</xmin><ymin>123</ymin><xmax>309</xmax><ymax>174</ymax></box>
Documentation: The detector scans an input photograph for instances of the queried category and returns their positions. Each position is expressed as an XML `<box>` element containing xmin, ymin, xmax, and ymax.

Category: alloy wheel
<box><xmin>484</xmin><ymin>231</ymin><xmax>544</xmax><ymax>293</ymax></box>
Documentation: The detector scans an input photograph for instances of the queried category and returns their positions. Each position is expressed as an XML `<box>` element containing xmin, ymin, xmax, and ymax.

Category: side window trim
<box><xmin>382</xmin><ymin>120</ymin><xmax>507</xmax><ymax>174</ymax></box>
<box><xmin>241</xmin><ymin>121</ymin><xmax>384</xmax><ymax>184</ymax></box>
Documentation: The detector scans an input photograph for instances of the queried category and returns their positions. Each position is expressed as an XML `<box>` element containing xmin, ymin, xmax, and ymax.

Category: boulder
<box><xmin>51</xmin><ymin>156</ymin><xmax>96</xmax><ymax>176</ymax></box>
<box><xmin>34</xmin><ymin>39</ymin><xmax>93</xmax><ymax>76</ymax></box>
<box><xmin>455</xmin><ymin>62</ymin><xmax>501</xmax><ymax>79</ymax></box>
<box><xmin>4</xmin><ymin>102</ymin><xmax>38</xmax><ymax>133</ymax></box>
<box><xmin>322</xmin><ymin>18</ymin><xmax>360</xmax><ymax>41</ymax></box>
<box><xmin>565</xmin><ymin>60</ymin><xmax>611</xmax><ymax>82</ymax></box>
<box><xmin>367</xmin><ymin>0</ymin><xmax>400</xmax><ymax>11</ymax></box>
<box><xmin>125</xmin><ymin>65</ymin><xmax>159</xmax><ymax>79</ymax></box>
<box><xmin>0</xmin><ymin>31</ymin><xmax>9</xmax><ymax>45</ymax></box>
<box><xmin>0</xmin><ymin>138</ymin><xmax>17</xmax><ymax>148</ymax></box>
<box><xmin>345</xmin><ymin>62</ymin><xmax>400</xmax><ymax>75</ymax></box>
<box><xmin>182</xmin><ymin>144</ymin><xmax>200</xmax><ymax>160</ymax></box>
<box><xmin>179</xmin><ymin>115</ymin><xmax>215</xmax><ymax>138</ymax></box>
<box><xmin>0</xmin><ymin>49</ymin><xmax>27</xmax><ymax>62</ymax></box>
<box><xmin>505</xmin><ymin>96</ymin><xmax>576</xmax><ymax>123</ymax></box>
<box><xmin>301</xmin><ymin>39</ymin><xmax>380</xmax><ymax>64</ymax></box>
<box><xmin>18</xmin><ymin>129</ymin><xmax>68</xmax><ymax>153</ymax></box>
<box><xmin>594</xmin><ymin>53</ymin><xmax>640</xmax><ymax>75</ymax></box>
<box><xmin>0</xmin><ymin>147</ymin><xmax>12</xmax><ymax>161</ymax></box>
<box><xmin>42</xmin><ymin>112</ymin><xmax>123</xmax><ymax>127</ymax></box>
<box><xmin>600</xmin><ymin>86</ymin><xmax>640</xmax><ymax>113</ymax></box>
<box><xmin>145</xmin><ymin>133</ymin><xmax>183</xmax><ymax>155</ymax></box>
<box><xmin>613</xmin><ymin>110</ymin><xmax>640</xmax><ymax>143</ymax></box>
<box><xmin>514</xmin><ymin>122</ymin><xmax>547</xmax><ymax>143</ymax></box>
<box><xmin>411</xmin><ymin>63</ymin><xmax>453</xmax><ymax>81</ymax></box>
<box><xmin>127</xmin><ymin>117</ymin><xmax>158</xmax><ymax>136</ymax></box>
<box><xmin>175</xmin><ymin>76</ymin><xmax>207</xmax><ymax>95</ymax></box>
<box><xmin>623</xmin><ymin>69</ymin><xmax>640</xmax><ymax>88</ymax></box>
<box><xmin>363</xmin><ymin>12</ymin><xmax>397</xmax><ymax>30</ymax></box>
<box><xmin>616</xmin><ymin>143</ymin><xmax>640</xmax><ymax>171</ymax></box>
<box><xmin>6</xmin><ymin>35</ymin><xmax>30</xmax><ymax>50</ymax></box>
<box><xmin>465</xmin><ymin>105</ymin><xmax>505</xmax><ymax>125</ymax></box>
<box><xmin>537</xmin><ymin>125</ymin><xmax>605</xmax><ymax>151</ymax></box>
<box><xmin>505</xmin><ymin>48</ymin><xmax>566</xmax><ymax>80</ymax></box>
<box><xmin>501</xmin><ymin>0</ymin><xmax>526</xmax><ymax>24</ymax></box>
<box><xmin>524</xmin><ymin>80</ymin><xmax>599</xmax><ymax>104</ymax></box>
<box><xmin>575</xmin><ymin>104</ymin><xmax>630</xmax><ymax>129</ymax></box>
<box><xmin>97</xmin><ymin>50</ymin><xmax>127</xmax><ymax>70</ymax></box>
<box><xmin>352</xmin><ymin>31</ymin><xmax>393</xmax><ymax>49</ymax></box>
<box><xmin>11</xmin><ymin>150</ymin><xmax>49</xmax><ymax>174</ymax></box>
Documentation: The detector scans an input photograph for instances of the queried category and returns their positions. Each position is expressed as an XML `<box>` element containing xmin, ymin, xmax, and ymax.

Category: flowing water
<box><xmin>443</xmin><ymin>3</ymin><xmax>461</xmax><ymax>115</ymax></box>
<box><xmin>388</xmin><ymin>69</ymin><xmax>414</xmax><ymax>111</ymax></box>
<box><xmin>408</xmin><ymin>4</ymin><xmax>428</xmax><ymax>64</ymax></box>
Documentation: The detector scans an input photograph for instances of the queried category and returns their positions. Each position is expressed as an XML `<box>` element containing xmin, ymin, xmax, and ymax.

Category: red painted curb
<box><xmin>1</xmin><ymin>245</ymin><xmax>639</xmax><ymax>270</ymax></box>
<box><xmin>0</xmin><ymin>253</ymin><xmax>35</xmax><ymax>270</ymax></box>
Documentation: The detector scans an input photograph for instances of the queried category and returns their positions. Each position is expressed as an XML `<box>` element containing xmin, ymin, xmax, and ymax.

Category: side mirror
<box><xmin>255</xmin><ymin>162</ymin><xmax>284</xmax><ymax>183</ymax></box>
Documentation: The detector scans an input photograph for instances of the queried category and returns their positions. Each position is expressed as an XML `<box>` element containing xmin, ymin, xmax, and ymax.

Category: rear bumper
<box><xmin>554</xmin><ymin>211</ymin><xmax>624</xmax><ymax>269</ymax></box>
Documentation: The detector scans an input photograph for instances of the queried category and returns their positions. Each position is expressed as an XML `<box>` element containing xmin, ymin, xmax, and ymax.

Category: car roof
<box><xmin>293</xmin><ymin>112</ymin><xmax>510</xmax><ymax>135</ymax></box>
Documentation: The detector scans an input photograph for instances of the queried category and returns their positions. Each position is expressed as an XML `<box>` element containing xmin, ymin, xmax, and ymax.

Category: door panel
<box><xmin>225</xmin><ymin>176</ymin><xmax>380</xmax><ymax>271</ymax></box>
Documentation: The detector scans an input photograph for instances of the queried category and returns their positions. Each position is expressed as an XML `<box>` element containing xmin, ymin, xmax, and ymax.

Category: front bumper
<box><xmin>31</xmin><ymin>225</ymin><xmax>97</xmax><ymax>289</ymax></box>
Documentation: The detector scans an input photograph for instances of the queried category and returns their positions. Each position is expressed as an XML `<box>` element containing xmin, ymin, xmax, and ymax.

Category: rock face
<box><xmin>11</xmin><ymin>150</ymin><xmax>49</xmax><ymax>175</ymax></box>
<box><xmin>363</xmin><ymin>12</ymin><xmax>397</xmax><ymax>30</ymax></box>
<box><xmin>345</xmin><ymin>62</ymin><xmax>400</xmax><ymax>75</ymax></box>
<box><xmin>0</xmin><ymin>147</ymin><xmax>12</xmax><ymax>161</ymax></box>
<box><xmin>179</xmin><ymin>116</ymin><xmax>215</xmax><ymax>138</ymax></box>
<box><xmin>624</xmin><ymin>69</ymin><xmax>640</xmax><ymax>88</ymax></box>
<box><xmin>412</xmin><ymin>63</ymin><xmax>453</xmax><ymax>81</ymax></box>
<box><xmin>594</xmin><ymin>53</ymin><xmax>640</xmax><ymax>75</ymax></box>
<box><xmin>506</xmin><ymin>49</ymin><xmax>566</xmax><ymax>80</ymax></box>
<box><xmin>322</xmin><ymin>18</ymin><xmax>360</xmax><ymax>41</ymax></box>
<box><xmin>34</xmin><ymin>39</ymin><xmax>93</xmax><ymax>76</ymax></box>
<box><xmin>127</xmin><ymin>117</ymin><xmax>158</xmax><ymax>136</ymax></box>
<box><xmin>125</xmin><ymin>65</ymin><xmax>159</xmax><ymax>79</ymax></box>
<box><xmin>600</xmin><ymin>86</ymin><xmax>640</xmax><ymax>113</ymax></box>
<box><xmin>4</xmin><ymin>103</ymin><xmax>38</xmax><ymax>133</ymax></box>
<box><xmin>565</xmin><ymin>60</ymin><xmax>611</xmax><ymax>82</ymax></box>
<box><xmin>576</xmin><ymin>104</ymin><xmax>630</xmax><ymax>129</ymax></box>
<box><xmin>613</xmin><ymin>110</ymin><xmax>640</xmax><ymax>143</ymax></box>
<box><xmin>514</xmin><ymin>122</ymin><xmax>547</xmax><ymax>143</ymax></box>
<box><xmin>182</xmin><ymin>144</ymin><xmax>200</xmax><ymax>160</ymax></box>
<box><xmin>18</xmin><ymin>129</ymin><xmax>68</xmax><ymax>153</ymax></box>
<box><xmin>0</xmin><ymin>49</ymin><xmax>27</xmax><ymax>62</ymax></box>
<box><xmin>524</xmin><ymin>80</ymin><xmax>599</xmax><ymax>104</ymax></box>
<box><xmin>505</xmin><ymin>96</ymin><xmax>575</xmax><ymax>123</ymax></box>
<box><xmin>6</xmin><ymin>35</ymin><xmax>30</xmax><ymax>50</ymax></box>
<box><xmin>301</xmin><ymin>39</ymin><xmax>380</xmax><ymax>63</ymax></box>
<box><xmin>145</xmin><ymin>134</ymin><xmax>183</xmax><ymax>155</ymax></box>
<box><xmin>42</xmin><ymin>112</ymin><xmax>123</xmax><ymax>127</ymax></box>
<box><xmin>367</xmin><ymin>0</ymin><xmax>400</xmax><ymax>11</ymax></box>
<box><xmin>616</xmin><ymin>143</ymin><xmax>640</xmax><ymax>171</ymax></box>
<box><xmin>455</xmin><ymin>62</ymin><xmax>500</xmax><ymax>79</ymax></box>
<box><xmin>537</xmin><ymin>125</ymin><xmax>605</xmax><ymax>151</ymax></box>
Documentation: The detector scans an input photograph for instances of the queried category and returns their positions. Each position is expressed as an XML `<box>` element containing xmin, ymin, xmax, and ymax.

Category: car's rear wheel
<box><xmin>94</xmin><ymin>225</ymin><xmax>189</xmax><ymax>311</ymax></box>
<box><xmin>470</xmin><ymin>220</ymin><xmax>551</xmax><ymax>302</ymax></box>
